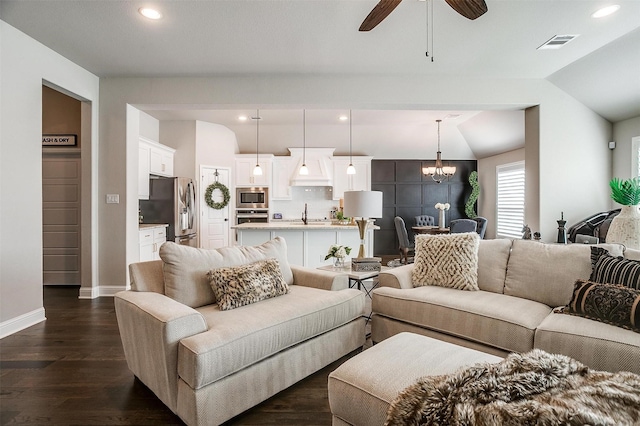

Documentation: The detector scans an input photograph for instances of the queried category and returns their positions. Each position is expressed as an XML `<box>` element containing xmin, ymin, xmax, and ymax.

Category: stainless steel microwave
<box><xmin>236</xmin><ymin>187</ymin><xmax>269</xmax><ymax>209</ymax></box>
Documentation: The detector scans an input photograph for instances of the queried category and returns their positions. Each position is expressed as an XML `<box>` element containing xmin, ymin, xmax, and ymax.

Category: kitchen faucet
<box><xmin>302</xmin><ymin>203</ymin><xmax>308</xmax><ymax>225</ymax></box>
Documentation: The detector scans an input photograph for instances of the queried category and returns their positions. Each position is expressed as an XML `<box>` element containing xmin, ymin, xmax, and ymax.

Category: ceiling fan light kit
<box><xmin>359</xmin><ymin>0</ymin><xmax>487</xmax><ymax>32</ymax></box>
<box><xmin>422</xmin><ymin>119</ymin><xmax>456</xmax><ymax>183</ymax></box>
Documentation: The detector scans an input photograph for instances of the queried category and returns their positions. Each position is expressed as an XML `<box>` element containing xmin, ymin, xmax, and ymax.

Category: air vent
<box><xmin>537</xmin><ymin>34</ymin><xmax>579</xmax><ymax>50</ymax></box>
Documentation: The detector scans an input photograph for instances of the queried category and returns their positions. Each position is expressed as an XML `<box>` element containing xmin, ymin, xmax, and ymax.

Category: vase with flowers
<box><xmin>435</xmin><ymin>202</ymin><xmax>450</xmax><ymax>229</ymax></box>
<box><xmin>606</xmin><ymin>177</ymin><xmax>640</xmax><ymax>250</ymax></box>
<box><xmin>325</xmin><ymin>244</ymin><xmax>352</xmax><ymax>268</ymax></box>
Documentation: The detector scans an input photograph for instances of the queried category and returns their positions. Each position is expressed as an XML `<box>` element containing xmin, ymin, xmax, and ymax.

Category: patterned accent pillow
<box><xmin>557</xmin><ymin>279</ymin><xmax>640</xmax><ymax>332</ymax></box>
<box><xmin>412</xmin><ymin>232</ymin><xmax>480</xmax><ymax>291</ymax></box>
<box><xmin>207</xmin><ymin>258</ymin><xmax>289</xmax><ymax>311</ymax></box>
<box><xmin>590</xmin><ymin>246</ymin><xmax>640</xmax><ymax>290</ymax></box>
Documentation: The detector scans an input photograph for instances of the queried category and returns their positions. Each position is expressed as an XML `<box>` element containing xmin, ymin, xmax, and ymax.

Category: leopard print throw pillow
<box><xmin>207</xmin><ymin>258</ymin><xmax>290</xmax><ymax>311</ymax></box>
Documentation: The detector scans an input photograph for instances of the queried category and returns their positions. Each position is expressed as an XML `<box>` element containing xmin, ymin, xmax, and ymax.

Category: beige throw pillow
<box><xmin>207</xmin><ymin>258</ymin><xmax>290</xmax><ymax>311</ymax></box>
<box><xmin>412</xmin><ymin>232</ymin><xmax>480</xmax><ymax>291</ymax></box>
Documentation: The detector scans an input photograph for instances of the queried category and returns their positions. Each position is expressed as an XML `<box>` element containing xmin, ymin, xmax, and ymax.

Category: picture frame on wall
<box><xmin>42</xmin><ymin>134</ymin><xmax>77</xmax><ymax>147</ymax></box>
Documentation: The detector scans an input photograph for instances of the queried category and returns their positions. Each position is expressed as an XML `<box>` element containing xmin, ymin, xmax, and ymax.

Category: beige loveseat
<box><xmin>372</xmin><ymin>239</ymin><xmax>640</xmax><ymax>374</ymax></box>
<box><xmin>114</xmin><ymin>237</ymin><xmax>365</xmax><ymax>425</ymax></box>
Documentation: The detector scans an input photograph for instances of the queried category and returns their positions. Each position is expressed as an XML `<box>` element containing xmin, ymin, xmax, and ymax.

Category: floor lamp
<box><xmin>343</xmin><ymin>191</ymin><xmax>383</xmax><ymax>258</ymax></box>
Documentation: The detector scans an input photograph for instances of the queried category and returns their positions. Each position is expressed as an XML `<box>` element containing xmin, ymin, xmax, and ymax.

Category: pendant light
<box><xmin>252</xmin><ymin>109</ymin><xmax>263</xmax><ymax>176</ymax></box>
<box><xmin>422</xmin><ymin>119</ymin><xmax>456</xmax><ymax>183</ymax></box>
<box><xmin>299</xmin><ymin>109</ymin><xmax>309</xmax><ymax>175</ymax></box>
<box><xmin>346</xmin><ymin>110</ymin><xmax>356</xmax><ymax>175</ymax></box>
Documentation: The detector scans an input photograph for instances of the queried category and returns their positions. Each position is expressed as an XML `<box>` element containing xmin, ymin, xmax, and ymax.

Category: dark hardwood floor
<box><xmin>0</xmin><ymin>286</ymin><xmax>360</xmax><ymax>425</ymax></box>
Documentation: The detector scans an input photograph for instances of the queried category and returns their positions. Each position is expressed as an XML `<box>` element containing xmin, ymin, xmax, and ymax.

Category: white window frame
<box><xmin>496</xmin><ymin>161</ymin><xmax>525</xmax><ymax>239</ymax></box>
<box><xmin>632</xmin><ymin>136</ymin><xmax>640</xmax><ymax>178</ymax></box>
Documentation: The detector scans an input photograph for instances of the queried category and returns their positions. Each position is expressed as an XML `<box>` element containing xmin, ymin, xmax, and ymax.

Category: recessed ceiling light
<box><xmin>139</xmin><ymin>7</ymin><xmax>163</xmax><ymax>20</ymax></box>
<box><xmin>444</xmin><ymin>114</ymin><xmax>461</xmax><ymax>120</ymax></box>
<box><xmin>338</xmin><ymin>115</ymin><xmax>349</xmax><ymax>121</ymax></box>
<box><xmin>592</xmin><ymin>5</ymin><xmax>620</xmax><ymax>18</ymax></box>
<box><xmin>238</xmin><ymin>115</ymin><xmax>248</xmax><ymax>121</ymax></box>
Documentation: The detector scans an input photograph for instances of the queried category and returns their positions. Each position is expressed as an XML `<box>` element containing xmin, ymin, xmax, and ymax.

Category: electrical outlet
<box><xmin>106</xmin><ymin>194</ymin><xmax>120</xmax><ymax>204</ymax></box>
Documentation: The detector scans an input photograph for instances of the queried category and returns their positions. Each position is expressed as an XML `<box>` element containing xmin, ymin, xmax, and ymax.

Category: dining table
<box><xmin>411</xmin><ymin>225</ymin><xmax>450</xmax><ymax>235</ymax></box>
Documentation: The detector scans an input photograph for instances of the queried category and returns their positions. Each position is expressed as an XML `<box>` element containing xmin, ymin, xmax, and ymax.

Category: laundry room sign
<box><xmin>42</xmin><ymin>134</ymin><xmax>77</xmax><ymax>146</ymax></box>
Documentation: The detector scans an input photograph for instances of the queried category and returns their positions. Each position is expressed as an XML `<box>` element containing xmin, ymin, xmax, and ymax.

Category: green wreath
<box><xmin>205</xmin><ymin>182</ymin><xmax>230</xmax><ymax>210</ymax></box>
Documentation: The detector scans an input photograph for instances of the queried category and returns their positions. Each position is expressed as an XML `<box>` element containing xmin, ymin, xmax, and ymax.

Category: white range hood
<box><xmin>288</xmin><ymin>148</ymin><xmax>334</xmax><ymax>186</ymax></box>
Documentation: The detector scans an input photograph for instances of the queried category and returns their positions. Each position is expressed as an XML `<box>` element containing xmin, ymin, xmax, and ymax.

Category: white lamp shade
<box><xmin>343</xmin><ymin>191</ymin><xmax>383</xmax><ymax>218</ymax></box>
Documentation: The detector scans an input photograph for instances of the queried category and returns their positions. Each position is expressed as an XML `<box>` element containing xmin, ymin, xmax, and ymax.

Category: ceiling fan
<box><xmin>359</xmin><ymin>0</ymin><xmax>487</xmax><ymax>31</ymax></box>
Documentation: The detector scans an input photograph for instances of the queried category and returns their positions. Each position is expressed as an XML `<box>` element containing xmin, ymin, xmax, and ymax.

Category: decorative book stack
<box><xmin>351</xmin><ymin>257</ymin><xmax>382</xmax><ymax>272</ymax></box>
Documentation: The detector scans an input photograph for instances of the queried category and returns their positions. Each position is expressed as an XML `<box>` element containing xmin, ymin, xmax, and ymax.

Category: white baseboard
<box><xmin>0</xmin><ymin>308</ymin><xmax>46</xmax><ymax>339</ymax></box>
<box><xmin>98</xmin><ymin>285</ymin><xmax>126</xmax><ymax>297</ymax></box>
<box><xmin>78</xmin><ymin>286</ymin><xmax>100</xmax><ymax>299</ymax></box>
<box><xmin>78</xmin><ymin>285</ymin><xmax>127</xmax><ymax>299</ymax></box>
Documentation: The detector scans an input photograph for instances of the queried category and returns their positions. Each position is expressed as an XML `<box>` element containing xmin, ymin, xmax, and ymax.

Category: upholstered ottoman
<box><xmin>328</xmin><ymin>332</ymin><xmax>502</xmax><ymax>426</ymax></box>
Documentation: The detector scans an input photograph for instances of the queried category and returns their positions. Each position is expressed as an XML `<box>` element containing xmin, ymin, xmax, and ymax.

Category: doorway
<box><xmin>42</xmin><ymin>86</ymin><xmax>82</xmax><ymax>286</ymax></box>
<box><xmin>200</xmin><ymin>166</ymin><xmax>231</xmax><ymax>249</ymax></box>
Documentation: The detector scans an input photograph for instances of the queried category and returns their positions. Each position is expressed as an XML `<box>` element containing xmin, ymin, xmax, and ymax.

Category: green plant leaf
<box><xmin>610</xmin><ymin>177</ymin><xmax>640</xmax><ymax>206</ymax></box>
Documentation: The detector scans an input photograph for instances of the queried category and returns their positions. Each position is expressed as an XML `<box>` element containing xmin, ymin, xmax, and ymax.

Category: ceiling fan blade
<box><xmin>359</xmin><ymin>0</ymin><xmax>403</xmax><ymax>31</ymax></box>
<box><xmin>444</xmin><ymin>0</ymin><xmax>487</xmax><ymax>20</ymax></box>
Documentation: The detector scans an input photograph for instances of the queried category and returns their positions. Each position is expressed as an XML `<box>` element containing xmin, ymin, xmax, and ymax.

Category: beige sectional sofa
<box><xmin>114</xmin><ymin>237</ymin><xmax>365</xmax><ymax>425</ymax></box>
<box><xmin>372</xmin><ymin>239</ymin><xmax>640</xmax><ymax>374</ymax></box>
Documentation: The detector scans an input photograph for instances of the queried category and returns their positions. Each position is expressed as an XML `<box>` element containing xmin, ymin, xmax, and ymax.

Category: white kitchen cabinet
<box><xmin>271</xmin><ymin>156</ymin><xmax>293</xmax><ymax>200</ymax></box>
<box><xmin>139</xmin><ymin>225</ymin><xmax>168</xmax><ymax>262</ymax></box>
<box><xmin>332</xmin><ymin>156</ymin><xmax>372</xmax><ymax>200</ymax></box>
<box><xmin>139</xmin><ymin>137</ymin><xmax>175</xmax><ymax>199</ymax></box>
<box><xmin>235</xmin><ymin>154</ymin><xmax>272</xmax><ymax>187</ymax></box>
<box><xmin>148</xmin><ymin>141</ymin><xmax>175</xmax><ymax>177</ymax></box>
<box><xmin>234</xmin><ymin>224</ymin><xmax>376</xmax><ymax>268</ymax></box>
<box><xmin>138</xmin><ymin>143</ymin><xmax>151</xmax><ymax>199</ymax></box>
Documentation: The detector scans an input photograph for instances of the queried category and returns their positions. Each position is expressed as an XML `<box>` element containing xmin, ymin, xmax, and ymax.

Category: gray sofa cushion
<box><xmin>534</xmin><ymin>312</ymin><xmax>640</xmax><ymax>374</ymax></box>
<box><xmin>504</xmin><ymin>241</ymin><xmax>624</xmax><ymax>308</ymax></box>
<box><xmin>178</xmin><ymin>286</ymin><xmax>364</xmax><ymax>389</ymax></box>
<box><xmin>160</xmin><ymin>237</ymin><xmax>293</xmax><ymax>308</ymax></box>
<box><xmin>372</xmin><ymin>286</ymin><xmax>551</xmax><ymax>353</ymax></box>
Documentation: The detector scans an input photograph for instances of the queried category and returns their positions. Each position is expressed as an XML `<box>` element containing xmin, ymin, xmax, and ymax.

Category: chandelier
<box><xmin>422</xmin><ymin>119</ymin><xmax>456</xmax><ymax>183</ymax></box>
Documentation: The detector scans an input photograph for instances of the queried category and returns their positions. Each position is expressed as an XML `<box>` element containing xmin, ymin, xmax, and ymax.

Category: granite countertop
<box><xmin>139</xmin><ymin>223</ymin><xmax>169</xmax><ymax>229</ymax></box>
<box><xmin>232</xmin><ymin>221</ymin><xmax>380</xmax><ymax>230</ymax></box>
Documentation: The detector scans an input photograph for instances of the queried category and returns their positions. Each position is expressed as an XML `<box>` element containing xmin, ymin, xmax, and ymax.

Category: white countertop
<box><xmin>232</xmin><ymin>222</ymin><xmax>380</xmax><ymax>230</ymax></box>
<box><xmin>139</xmin><ymin>223</ymin><xmax>169</xmax><ymax>229</ymax></box>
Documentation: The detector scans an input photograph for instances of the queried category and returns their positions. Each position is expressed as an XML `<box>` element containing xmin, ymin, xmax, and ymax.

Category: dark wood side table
<box><xmin>412</xmin><ymin>226</ymin><xmax>450</xmax><ymax>235</ymax></box>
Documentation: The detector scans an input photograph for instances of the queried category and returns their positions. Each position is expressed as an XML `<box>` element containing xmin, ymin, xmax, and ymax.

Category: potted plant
<box><xmin>606</xmin><ymin>177</ymin><xmax>640</xmax><ymax>250</ymax></box>
<box><xmin>325</xmin><ymin>244</ymin><xmax>352</xmax><ymax>268</ymax></box>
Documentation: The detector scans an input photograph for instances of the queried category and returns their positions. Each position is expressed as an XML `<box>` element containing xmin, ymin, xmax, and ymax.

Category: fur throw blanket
<box><xmin>385</xmin><ymin>349</ymin><xmax>640</xmax><ymax>426</ymax></box>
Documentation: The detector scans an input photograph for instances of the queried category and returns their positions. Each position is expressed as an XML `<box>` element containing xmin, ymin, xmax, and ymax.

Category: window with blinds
<box><xmin>496</xmin><ymin>161</ymin><xmax>525</xmax><ymax>239</ymax></box>
<box><xmin>634</xmin><ymin>137</ymin><xmax>640</xmax><ymax>177</ymax></box>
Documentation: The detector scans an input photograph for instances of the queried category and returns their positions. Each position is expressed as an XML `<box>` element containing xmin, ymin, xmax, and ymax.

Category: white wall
<box><xmin>0</xmin><ymin>21</ymin><xmax>99</xmax><ymax>336</ymax></box>
<box><xmin>477</xmin><ymin>148</ymin><xmax>526</xmax><ymax>239</ymax></box>
<box><xmin>612</xmin><ymin>116</ymin><xmax>640</xmax><ymax>179</ymax></box>
<box><xmin>160</xmin><ymin>121</ymin><xmax>196</xmax><ymax>179</ymax></box>
<box><xmin>139</xmin><ymin>110</ymin><xmax>159</xmax><ymax>142</ymax></box>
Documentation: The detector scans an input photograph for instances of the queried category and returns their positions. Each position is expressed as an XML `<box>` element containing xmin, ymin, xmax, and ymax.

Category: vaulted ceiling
<box><xmin>3</xmin><ymin>0</ymin><xmax>639</xmax><ymax>159</ymax></box>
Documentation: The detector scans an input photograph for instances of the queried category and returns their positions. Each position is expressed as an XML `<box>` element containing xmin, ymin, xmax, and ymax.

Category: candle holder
<box><xmin>557</xmin><ymin>212</ymin><xmax>567</xmax><ymax>244</ymax></box>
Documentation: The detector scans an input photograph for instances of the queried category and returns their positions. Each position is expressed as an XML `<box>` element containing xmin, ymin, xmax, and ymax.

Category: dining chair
<box><xmin>394</xmin><ymin>216</ymin><xmax>414</xmax><ymax>264</ymax></box>
<box><xmin>472</xmin><ymin>217</ymin><xmax>488</xmax><ymax>239</ymax></box>
<box><xmin>449</xmin><ymin>218</ymin><xmax>478</xmax><ymax>234</ymax></box>
<box><xmin>414</xmin><ymin>215</ymin><xmax>435</xmax><ymax>227</ymax></box>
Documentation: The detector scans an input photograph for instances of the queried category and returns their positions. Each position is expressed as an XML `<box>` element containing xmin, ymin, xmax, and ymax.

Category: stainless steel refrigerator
<box><xmin>139</xmin><ymin>177</ymin><xmax>197</xmax><ymax>246</ymax></box>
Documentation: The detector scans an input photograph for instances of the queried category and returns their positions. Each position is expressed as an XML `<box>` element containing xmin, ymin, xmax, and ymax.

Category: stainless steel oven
<box><xmin>236</xmin><ymin>187</ymin><xmax>269</xmax><ymax>209</ymax></box>
<box><xmin>236</xmin><ymin>210</ymin><xmax>269</xmax><ymax>225</ymax></box>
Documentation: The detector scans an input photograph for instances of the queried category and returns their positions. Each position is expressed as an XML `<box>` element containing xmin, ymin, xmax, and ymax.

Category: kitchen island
<box><xmin>232</xmin><ymin>221</ymin><xmax>379</xmax><ymax>268</ymax></box>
